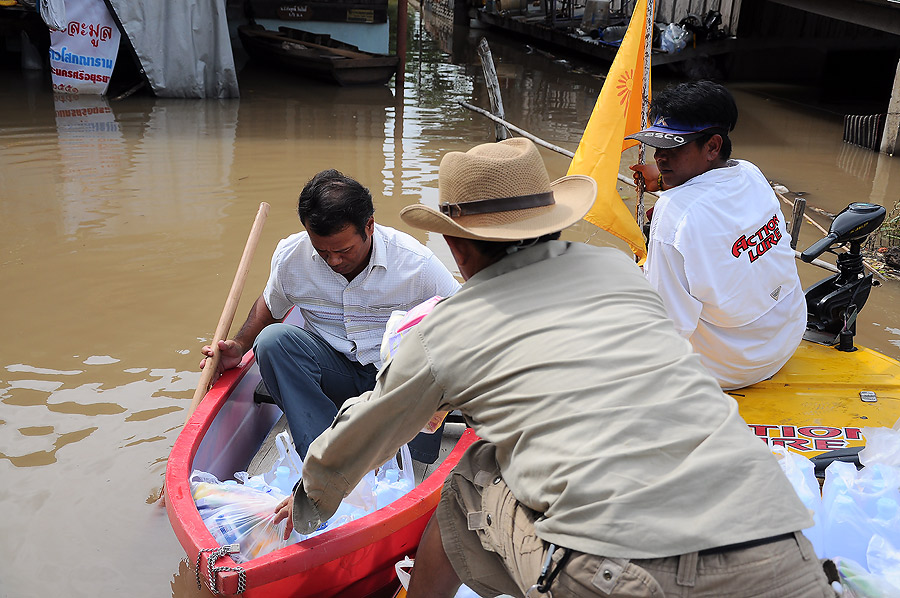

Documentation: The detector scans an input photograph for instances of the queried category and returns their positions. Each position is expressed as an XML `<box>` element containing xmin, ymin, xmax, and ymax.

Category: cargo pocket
<box><xmin>470</xmin><ymin>471</ymin><xmax>508</xmax><ymax>560</ymax></box>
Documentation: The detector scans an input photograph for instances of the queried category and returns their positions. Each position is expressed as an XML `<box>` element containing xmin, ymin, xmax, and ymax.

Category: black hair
<box><xmin>297</xmin><ymin>169</ymin><xmax>375</xmax><ymax>238</ymax></box>
<box><xmin>651</xmin><ymin>80</ymin><xmax>738</xmax><ymax>160</ymax></box>
<box><xmin>468</xmin><ymin>232</ymin><xmax>562</xmax><ymax>260</ymax></box>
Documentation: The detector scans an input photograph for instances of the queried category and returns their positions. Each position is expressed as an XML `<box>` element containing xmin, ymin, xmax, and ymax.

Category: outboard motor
<box><xmin>801</xmin><ymin>202</ymin><xmax>886</xmax><ymax>351</ymax></box>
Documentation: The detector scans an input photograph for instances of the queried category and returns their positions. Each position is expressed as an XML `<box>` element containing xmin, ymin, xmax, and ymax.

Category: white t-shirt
<box><xmin>643</xmin><ymin>160</ymin><xmax>806</xmax><ymax>389</ymax></box>
<box><xmin>264</xmin><ymin>224</ymin><xmax>461</xmax><ymax>367</ymax></box>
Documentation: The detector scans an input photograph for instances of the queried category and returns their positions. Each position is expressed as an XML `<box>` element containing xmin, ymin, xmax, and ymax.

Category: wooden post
<box><xmin>789</xmin><ymin>196</ymin><xmax>806</xmax><ymax>250</ymax></box>
<box><xmin>880</xmin><ymin>57</ymin><xmax>900</xmax><ymax>156</ymax></box>
<box><xmin>396</xmin><ymin>0</ymin><xmax>407</xmax><ymax>92</ymax></box>
<box><xmin>476</xmin><ymin>38</ymin><xmax>511</xmax><ymax>141</ymax></box>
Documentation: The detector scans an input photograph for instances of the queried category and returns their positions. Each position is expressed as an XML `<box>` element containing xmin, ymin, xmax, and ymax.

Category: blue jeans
<box><xmin>254</xmin><ymin>323</ymin><xmax>443</xmax><ymax>462</ymax></box>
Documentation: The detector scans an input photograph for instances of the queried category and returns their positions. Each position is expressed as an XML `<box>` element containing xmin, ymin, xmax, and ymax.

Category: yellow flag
<box><xmin>567</xmin><ymin>0</ymin><xmax>652</xmax><ymax>262</ymax></box>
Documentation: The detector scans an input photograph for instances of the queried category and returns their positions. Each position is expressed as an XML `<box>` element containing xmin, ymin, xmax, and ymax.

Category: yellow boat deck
<box><xmin>732</xmin><ymin>340</ymin><xmax>900</xmax><ymax>458</ymax></box>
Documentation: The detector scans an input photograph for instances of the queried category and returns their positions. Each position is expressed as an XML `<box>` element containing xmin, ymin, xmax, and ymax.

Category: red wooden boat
<box><xmin>165</xmin><ymin>342</ymin><xmax>476</xmax><ymax>597</ymax></box>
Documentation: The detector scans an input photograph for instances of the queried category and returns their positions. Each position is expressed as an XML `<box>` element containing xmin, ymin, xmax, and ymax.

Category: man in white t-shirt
<box><xmin>200</xmin><ymin>169</ymin><xmax>461</xmax><ymax>458</ymax></box>
<box><xmin>628</xmin><ymin>81</ymin><xmax>806</xmax><ymax>389</ymax></box>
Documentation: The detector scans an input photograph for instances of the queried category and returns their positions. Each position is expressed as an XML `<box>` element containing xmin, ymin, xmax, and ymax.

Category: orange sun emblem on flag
<box><xmin>616</xmin><ymin>69</ymin><xmax>635</xmax><ymax>112</ymax></box>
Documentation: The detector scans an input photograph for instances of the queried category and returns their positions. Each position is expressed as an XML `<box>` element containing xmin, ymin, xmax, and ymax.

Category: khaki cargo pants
<box><xmin>436</xmin><ymin>440</ymin><xmax>835</xmax><ymax>598</ymax></box>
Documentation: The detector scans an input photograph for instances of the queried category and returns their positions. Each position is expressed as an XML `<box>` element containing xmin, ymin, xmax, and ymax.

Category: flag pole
<box><xmin>635</xmin><ymin>0</ymin><xmax>654</xmax><ymax>234</ymax></box>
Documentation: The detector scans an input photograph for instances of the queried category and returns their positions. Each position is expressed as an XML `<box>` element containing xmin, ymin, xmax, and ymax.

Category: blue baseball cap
<box><xmin>626</xmin><ymin>116</ymin><xmax>728</xmax><ymax>148</ymax></box>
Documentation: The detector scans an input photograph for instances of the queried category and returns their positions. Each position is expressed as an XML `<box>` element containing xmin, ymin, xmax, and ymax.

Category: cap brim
<box><xmin>400</xmin><ymin>174</ymin><xmax>597</xmax><ymax>241</ymax></box>
<box><xmin>625</xmin><ymin>129</ymin><xmax>706</xmax><ymax>149</ymax></box>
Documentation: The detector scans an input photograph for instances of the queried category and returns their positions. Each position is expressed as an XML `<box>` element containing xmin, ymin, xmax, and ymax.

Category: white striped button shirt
<box><xmin>264</xmin><ymin>224</ymin><xmax>461</xmax><ymax>368</ymax></box>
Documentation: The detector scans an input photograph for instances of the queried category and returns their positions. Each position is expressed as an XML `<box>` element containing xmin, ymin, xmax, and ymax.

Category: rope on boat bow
<box><xmin>197</xmin><ymin>544</ymin><xmax>246</xmax><ymax>595</ymax></box>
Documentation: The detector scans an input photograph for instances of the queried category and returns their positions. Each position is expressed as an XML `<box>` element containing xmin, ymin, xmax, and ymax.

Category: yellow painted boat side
<box><xmin>732</xmin><ymin>340</ymin><xmax>900</xmax><ymax>458</ymax></box>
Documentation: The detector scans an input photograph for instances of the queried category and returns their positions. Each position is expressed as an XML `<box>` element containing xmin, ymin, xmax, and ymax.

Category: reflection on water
<box><xmin>1</xmin><ymin>7</ymin><xmax>899</xmax><ymax>597</ymax></box>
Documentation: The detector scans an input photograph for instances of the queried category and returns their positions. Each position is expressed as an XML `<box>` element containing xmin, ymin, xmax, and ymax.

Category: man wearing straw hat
<box><xmin>275</xmin><ymin>139</ymin><xmax>832</xmax><ymax>597</ymax></box>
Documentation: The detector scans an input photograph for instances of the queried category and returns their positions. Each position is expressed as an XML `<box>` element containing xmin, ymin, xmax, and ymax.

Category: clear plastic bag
<box><xmin>867</xmin><ymin>535</ymin><xmax>900</xmax><ymax>592</ymax></box>
<box><xmin>661</xmin><ymin>23</ymin><xmax>689</xmax><ymax>53</ymax></box>
<box><xmin>773</xmin><ymin>446</ymin><xmax>825</xmax><ymax>557</ymax></box>
<box><xmin>191</xmin><ymin>471</ymin><xmax>302</xmax><ymax>563</ymax></box>
<box><xmin>835</xmin><ymin>556</ymin><xmax>900</xmax><ymax>597</ymax></box>
<box><xmin>394</xmin><ymin>556</ymin><xmax>482</xmax><ymax>598</ymax></box>
<box><xmin>380</xmin><ymin>295</ymin><xmax>444</xmax><ymax>364</ymax></box>
<box><xmin>379</xmin><ymin>295</ymin><xmax>448</xmax><ymax>433</ymax></box>
<box><xmin>821</xmin><ymin>461</ymin><xmax>900</xmax><ymax>569</ymax></box>
<box><xmin>860</xmin><ymin>426</ymin><xmax>900</xmax><ymax>468</ymax></box>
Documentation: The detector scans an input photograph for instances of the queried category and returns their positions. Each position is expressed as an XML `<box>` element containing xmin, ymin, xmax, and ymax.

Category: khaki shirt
<box><xmin>293</xmin><ymin>241</ymin><xmax>812</xmax><ymax>558</ymax></box>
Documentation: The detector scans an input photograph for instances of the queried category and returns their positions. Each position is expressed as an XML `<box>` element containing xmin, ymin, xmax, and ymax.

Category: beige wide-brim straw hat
<box><xmin>400</xmin><ymin>138</ymin><xmax>597</xmax><ymax>242</ymax></box>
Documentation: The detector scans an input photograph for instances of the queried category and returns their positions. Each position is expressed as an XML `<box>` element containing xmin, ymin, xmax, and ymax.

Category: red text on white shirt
<box><xmin>731</xmin><ymin>214</ymin><xmax>783</xmax><ymax>263</ymax></box>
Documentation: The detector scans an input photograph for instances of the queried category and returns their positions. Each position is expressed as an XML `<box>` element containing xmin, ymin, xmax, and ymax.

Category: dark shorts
<box><xmin>436</xmin><ymin>440</ymin><xmax>835</xmax><ymax>598</ymax></box>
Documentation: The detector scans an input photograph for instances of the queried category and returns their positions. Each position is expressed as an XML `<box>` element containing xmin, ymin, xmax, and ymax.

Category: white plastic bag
<box><xmin>860</xmin><ymin>426</ymin><xmax>900</xmax><ymax>468</ymax></box>
<box><xmin>773</xmin><ymin>446</ymin><xmax>825</xmax><ymax>557</ymax></box>
<box><xmin>394</xmin><ymin>556</ymin><xmax>481</xmax><ymax>597</ymax></box>
<box><xmin>380</xmin><ymin>295</ymin><xmax>448</xmax><ymax>433</ymax></box>
<box><xmin>265</xmin><ymin>430</ymin><xmax>303</xmax><ymax>486</ymax></box>
<box><xmin>380</xmin><ymin>295</ymin><xmax>444</xmax><ymax>364</ymax></box>
<box><xmin>822</xmin><ymin>461</ymin><xmax>900</xmax><ymax>569</ymax></box>
<box><xmin>867</xmin><ymin>535</ymin><xmax>900</xmax><ymax>592</ymax></box>
<box><xmin>835</xmin><ymin>556</ymin><xmax>900</xmax><ymax>597</ymax></box>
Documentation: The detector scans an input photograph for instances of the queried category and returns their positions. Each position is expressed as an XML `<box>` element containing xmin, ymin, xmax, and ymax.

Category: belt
<box><xmin>698</xmin><ymin>532</ymin><xmax>794</xmax><ymax>556</ymax></box>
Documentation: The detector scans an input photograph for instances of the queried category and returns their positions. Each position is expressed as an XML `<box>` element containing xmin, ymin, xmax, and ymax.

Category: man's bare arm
<box><xmin>199</xmin><ymin>294</ymin><xmax>280</xmax><ymax>377</ymax></box>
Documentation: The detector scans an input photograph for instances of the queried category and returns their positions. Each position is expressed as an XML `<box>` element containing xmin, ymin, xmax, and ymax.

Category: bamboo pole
<box><xmin>457</xmin><ymin>100</ymin><xmax>647</xmax><ymax>192</ymax></box>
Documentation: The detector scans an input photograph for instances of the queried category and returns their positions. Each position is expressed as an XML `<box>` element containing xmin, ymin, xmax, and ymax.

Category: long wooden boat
<box><xmin>165</xmin><ymin>337</ymin><xmax>477</xmax><ymax>597</ymax></box>
<box><xmin>238</xmin><ymin>24</ymin><xmax>399</xmax><ymax>86</ymax></box>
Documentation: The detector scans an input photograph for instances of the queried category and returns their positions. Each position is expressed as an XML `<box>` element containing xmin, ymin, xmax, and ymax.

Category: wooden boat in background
<box><xmin>164</xmin><ymin>311</ymin><xmax>477</xmax><ymax>597</ymax></box>
<box><xmin>238</xmin><ymin>24</ymin><xmax>399</xmax><ymax>86</ymax></box>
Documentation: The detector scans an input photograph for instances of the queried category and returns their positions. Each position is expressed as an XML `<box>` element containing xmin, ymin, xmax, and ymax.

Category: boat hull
<box><xmin>238</xmin><ymin>25</ymin><xmax>399</xmax><ymax>86</ymax></box>
<box><xmin>734</xmin><ymin>340</ymin><xmax>900</xmax><ymax>459</ymax></box>
<box><xmin>165</xmin><ymin>350</ymin><xmax>477</xmax><ymax>597</ymax></box>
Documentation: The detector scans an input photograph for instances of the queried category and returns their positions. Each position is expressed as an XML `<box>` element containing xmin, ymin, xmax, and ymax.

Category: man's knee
<box><xmin>254</xmin><ymin>324</ymin><xmax>318</xmax><ymax>367</ymax></box>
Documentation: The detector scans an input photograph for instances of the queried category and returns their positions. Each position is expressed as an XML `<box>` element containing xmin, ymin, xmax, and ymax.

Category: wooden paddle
<box><xmin>158</xmin><ymin>202</ymin><xmax>269</xmax><ymax>507</ymax></box>
<box><xmin>185</xmin><ymin>201</ymin><xmax>270</xmax><ymax>424</ymax></box>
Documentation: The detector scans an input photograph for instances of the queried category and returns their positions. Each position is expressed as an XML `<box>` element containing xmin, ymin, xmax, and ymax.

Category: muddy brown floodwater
<box><xmin>1</xmin><ymin>9</ymin><xmax>898</xmax><ymax>598</ymax></box>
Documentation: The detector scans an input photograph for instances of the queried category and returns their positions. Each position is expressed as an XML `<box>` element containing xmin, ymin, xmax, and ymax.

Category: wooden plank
<box><xmin>248</xmin><ymin>414</ymin><xmax>292</xmax><ymax>476</ymax></box>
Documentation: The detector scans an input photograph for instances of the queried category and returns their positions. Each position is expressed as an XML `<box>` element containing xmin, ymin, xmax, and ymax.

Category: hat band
<box><xmin>440</xmin><ymin>191</ymin><xmax>555</xmax><ymax>218</ymax></box>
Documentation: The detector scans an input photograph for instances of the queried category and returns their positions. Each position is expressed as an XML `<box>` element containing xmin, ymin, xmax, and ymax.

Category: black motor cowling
<box><xmin>801</xmin><ymin>203</ymin><xmax>885</xmax><ymax>351</ymax></box>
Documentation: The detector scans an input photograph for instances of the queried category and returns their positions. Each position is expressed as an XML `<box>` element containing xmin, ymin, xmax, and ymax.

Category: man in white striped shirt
<box><xmin>201</xmin><ymin>169</ymin><xmax>460</xmax><ymax>459</ymax></box>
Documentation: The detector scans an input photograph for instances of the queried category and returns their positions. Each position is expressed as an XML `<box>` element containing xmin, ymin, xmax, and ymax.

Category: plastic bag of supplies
<box><xmin>191</xmin><ymin>470</ymin><xmax>303</xmax><ymax>563</ymax></box>
<box><xmin>834</xmin><ymin>556</ymin><xmax>900</xmax><ymax>597</ymax></box>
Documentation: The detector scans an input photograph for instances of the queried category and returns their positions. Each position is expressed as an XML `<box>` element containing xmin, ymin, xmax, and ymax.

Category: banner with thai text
<box><xmin>53</xmin><ymin>93</ymin><xmax>126</xmax><ymax>234</ymax></box>
<box><xmin>49</xmin><ymin>0</ymin><xmax>120</xmax><ymax>95</ymax></box>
